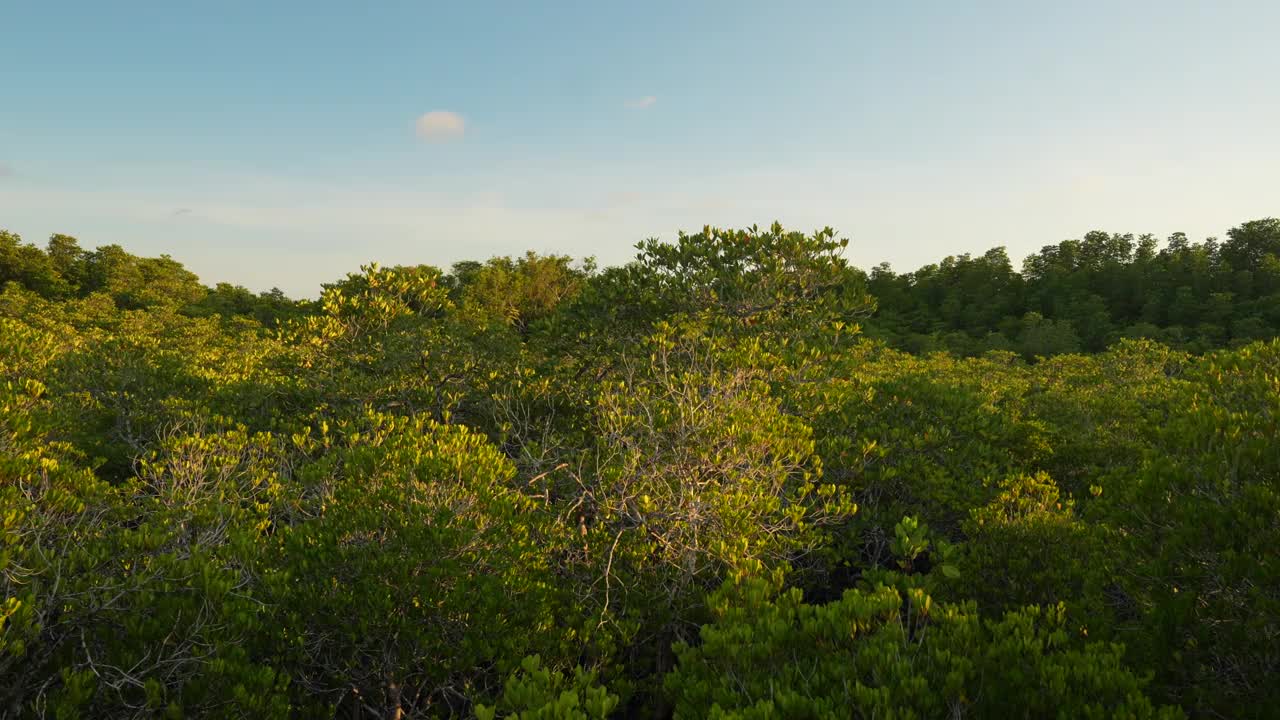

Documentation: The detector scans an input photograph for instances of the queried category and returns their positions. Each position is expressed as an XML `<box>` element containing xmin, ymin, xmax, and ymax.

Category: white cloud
<box><xmin>0</xmin><ymin>162</ymin><xmax>13</xmax><ymax>178</ymax></box>
<box><xmin>624</xmin><ymin>96</ymin><xmax>657</xmax><ymax>109</ymax></box>
<box><xmin>415</xmin><ymin>111</ymin><xmax>466</xmax><ymax>141</ymax></box>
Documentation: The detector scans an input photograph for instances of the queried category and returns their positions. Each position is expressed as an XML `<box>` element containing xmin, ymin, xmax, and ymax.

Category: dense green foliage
<box><xmin>866</xmin><ymin>219</ymin><xmax>1280</xmax><ymax>356</ymax></box>
<box><xmin>1</xmin><ymin>220</ymin><xmax>1277</xmax><ymax>718</ymax></box>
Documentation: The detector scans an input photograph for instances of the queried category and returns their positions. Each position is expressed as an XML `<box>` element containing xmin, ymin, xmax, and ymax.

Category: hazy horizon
<box><xmin>4</xmin><ymin>0</ymin><xmax>1277</xmax><ymax>297</ymax></box>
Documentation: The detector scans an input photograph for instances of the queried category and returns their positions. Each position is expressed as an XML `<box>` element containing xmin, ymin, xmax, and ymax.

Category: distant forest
<box><xmin>865</xmin><ymin>219</ymin><xmax>1280</xmax><ymax>356</ymax></box>
<box><xmin>1</xmin><ymin>219</ymin><xmax>1277</xmax><ymax>718</ymax></box>
<box><xmin>5</xmin><ymin>219</ymin><xmax>1279</xmax><ymax>358</ymax></box>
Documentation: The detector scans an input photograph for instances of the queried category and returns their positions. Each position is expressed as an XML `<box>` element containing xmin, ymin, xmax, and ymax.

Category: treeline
<box><xmin>866</xmin><ymin>219</ymin><xmax>1280</xmax><ymax>356</ymax></box>
<box><xmin>1</xmin><ymin>221</ymin><xmax>1278</xmax><ymax>718</ymax></box>
<box><xmin>5</xmin><ymin>219</ymin><xmax>1280</xmax><ymax>359</ymax></box>
<box><xmin>0</xmin><ymin>230</ymin><xmax>302</xmax><ymax>325</ymax></box>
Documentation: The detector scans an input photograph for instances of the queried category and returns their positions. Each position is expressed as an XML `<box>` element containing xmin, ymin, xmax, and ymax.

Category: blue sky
<box><xmin>2</xmin><ymin>0</ymin><xmax>1278</xmax><ymax>297</ymax></box>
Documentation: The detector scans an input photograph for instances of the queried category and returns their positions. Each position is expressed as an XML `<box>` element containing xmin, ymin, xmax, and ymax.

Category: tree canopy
<box><xmin>1</xmin><ymin>219</ymin><xmax>1277</xmax><ymax>718</ymax></box>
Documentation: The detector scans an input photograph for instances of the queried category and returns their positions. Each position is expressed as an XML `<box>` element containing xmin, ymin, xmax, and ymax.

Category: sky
<box><xmin>2</xmin><ymin>0</ymin><xmax>1278</xmax><ymax>297</ymax></box>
